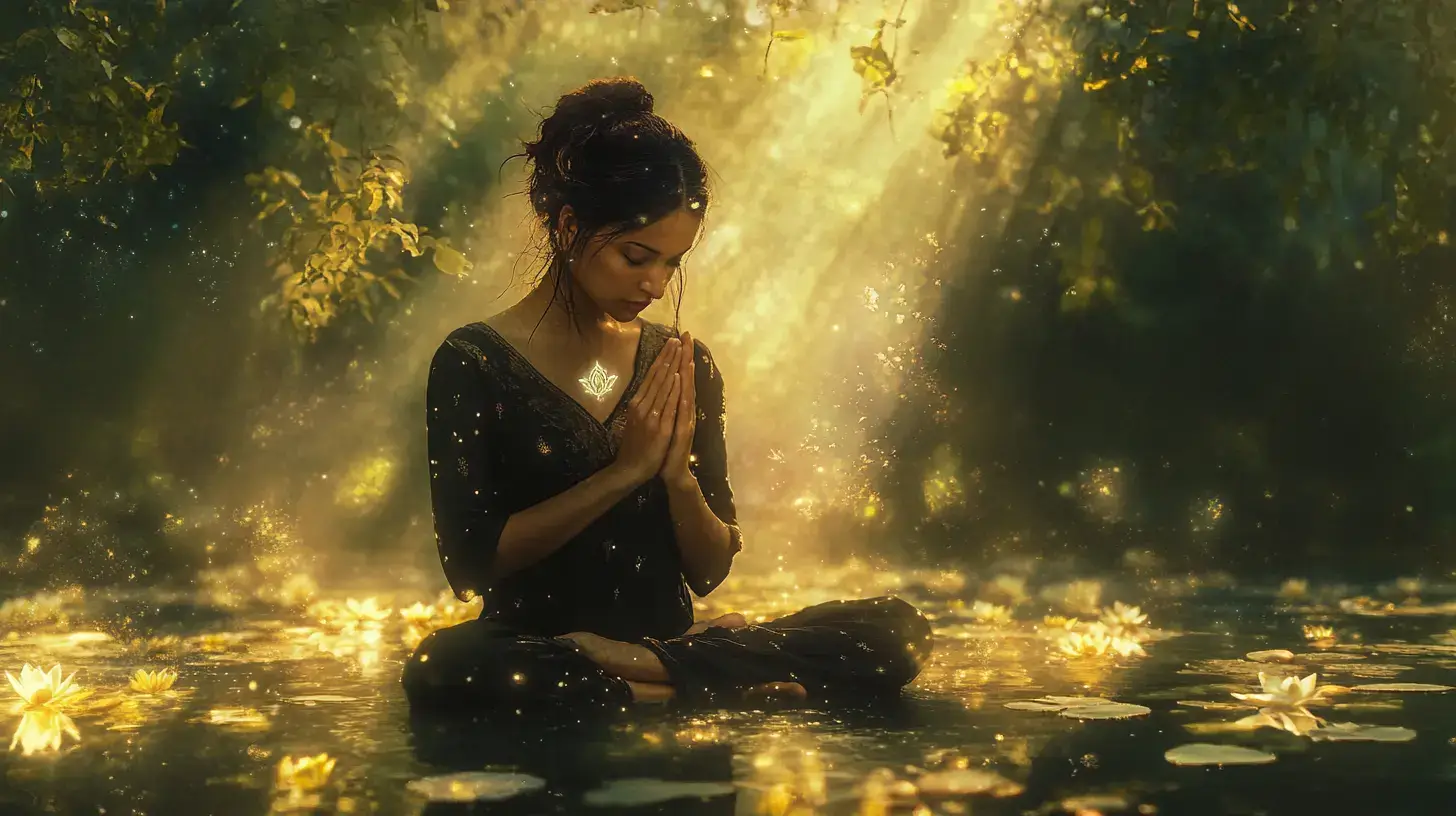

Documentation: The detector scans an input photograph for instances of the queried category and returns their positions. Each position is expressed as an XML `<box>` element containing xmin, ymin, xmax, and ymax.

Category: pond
<box><xmin>3</xmin><ymin>567</ymin><xmax>1455</xmax><ymax>815</ymax></box>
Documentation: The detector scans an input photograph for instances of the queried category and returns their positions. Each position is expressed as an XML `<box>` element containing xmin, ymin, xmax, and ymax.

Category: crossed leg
<box><xmin>557</xmin><ymin>613</ymin><xmax>807</xmax><ymax>705</ymax></box>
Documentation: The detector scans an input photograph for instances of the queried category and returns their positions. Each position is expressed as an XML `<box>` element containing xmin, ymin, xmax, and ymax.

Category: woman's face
<box><xmin>566</xmin><ymin>207</ymin><xmax>703</xmax><ymax>323</ymax></box>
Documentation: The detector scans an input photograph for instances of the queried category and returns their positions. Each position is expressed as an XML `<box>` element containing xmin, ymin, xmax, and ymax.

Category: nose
<box><xmin>640</xmin><ymin>265</ymin><xmax>671</xmax><ymax>300</ymax></box>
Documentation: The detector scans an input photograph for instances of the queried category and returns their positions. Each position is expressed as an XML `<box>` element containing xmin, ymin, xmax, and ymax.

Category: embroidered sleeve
<box><xmin>426</xmin><ymin>336</ymin><xmax>510</xmax><ymax>600</ymax></box>
<box><xmin>689</xmin><ymin>339</ymin><xmax>743</xmax><ymax>555</ymax></box>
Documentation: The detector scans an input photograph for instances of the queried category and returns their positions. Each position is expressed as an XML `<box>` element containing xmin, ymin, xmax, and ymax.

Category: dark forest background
<box><xmin>3</xmin><ymin>0</ymin><xmax>1455</xmax><ymax>594</ymax></box>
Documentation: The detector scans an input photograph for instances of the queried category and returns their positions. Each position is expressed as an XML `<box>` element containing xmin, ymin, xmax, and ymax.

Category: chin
<box><xmin>608</xmin><ymin>306</ymin><xmax>648</xmax><ymax>323</ymax></box>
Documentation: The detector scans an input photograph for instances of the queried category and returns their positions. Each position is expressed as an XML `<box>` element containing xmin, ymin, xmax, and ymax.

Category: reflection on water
<box><xmin>3</xmin><ymin>567</ymin><xmax>1456</xmax><ymax>814</ymax></box>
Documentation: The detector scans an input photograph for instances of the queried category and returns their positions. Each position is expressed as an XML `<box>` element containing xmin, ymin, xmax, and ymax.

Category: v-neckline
<box><xmin>478</xmin><ymin>321</ymin><xmax>650</xmax><ymax>431</ymax></box>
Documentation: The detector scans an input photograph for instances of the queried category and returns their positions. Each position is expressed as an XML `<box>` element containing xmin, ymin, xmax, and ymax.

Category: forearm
<box><xmin>493</xmin><ymin>464</ymin><xmax>642</xmax><ymax>580</ymax></box>
<box><xmin>665</xmin><ymin>476</ymin><xmax>737</xmax><ymax>596</ymax></box>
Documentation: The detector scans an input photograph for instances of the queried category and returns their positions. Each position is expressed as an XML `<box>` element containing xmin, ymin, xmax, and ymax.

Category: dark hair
<box><xmin>515</xmin><ymin>77</ymin><xmax>711</xmax><ymax>325</ymax></box>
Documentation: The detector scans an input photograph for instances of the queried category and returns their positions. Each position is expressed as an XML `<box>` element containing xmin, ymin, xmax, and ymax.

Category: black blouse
<box><xmin>424</xmin><ymin>320</ymin><xmax>741</xmax><ymax>642</ymax></box>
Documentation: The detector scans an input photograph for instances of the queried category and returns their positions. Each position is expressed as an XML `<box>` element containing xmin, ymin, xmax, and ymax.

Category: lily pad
<box><xmin>1040</xmin><ymin>695</ymin><xmax>1113</xmax><ymax>707</ymax></box>
<box><xmin>1058</xmin><ymin>702</ymin><xmax>1152</xmax><ymax>720</ymax></box>
<box><xmin>1293</xmin><ymin>653</ymin><xmax>1366</xmax><ymax>662</ymax></box>
<box><xmin>1350</xmin><ymin>683</ymin><xmax>1453</xmax><ymax>693</ymax></box>
<box><xmin>406</xmin><ymin>772</ymin><xmax>546</xmax><ymax>803</ymax></box>
<box><xmin>1178</xmin><ymin>700</ymin><xmax>1255</xmax><ymax>711</ymax></box>
<box><xmin>286</xmin><ymin>694</ymin><xmax>361</xmax><ymax>703</ymax></box>
<box><xmin>1308</xmin><ymin>723</ymin><xmax>1417</xmax><ymax>743</ymax></box>
<box><xmin>1165</xmin><ymin>743</ymin><xmax>1277</xmax><ymax>766</ymax></box>
<box><xmin>1004</xmin><ymin>701</ymin><xmax>1066</xmax><ymax>712</ymax></box>
<box><xmin>1246</xmin><ymin>650</ymin><xmax>1295</xmax><ymax>663</ymax></box>
<box><xmin>582</xmin><ymin>779</ymin><xmax>735</xmax><ymax>807</ymax></box>
<box><xmin>916</xmin><ymin>768</ymin><xmax>1024</xmax><ymax>798</ymax></box>
<box><xmin>1060</xmin><ymin>793</ymin><xmax>1132</xmax><ymax>811</ymax></box>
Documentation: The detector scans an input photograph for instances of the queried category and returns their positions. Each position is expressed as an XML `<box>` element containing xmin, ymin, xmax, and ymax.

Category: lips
<box><xmin>625</xmin><ymin>300</ymin><xmax>651</xmax><ymax>312</ymax></box>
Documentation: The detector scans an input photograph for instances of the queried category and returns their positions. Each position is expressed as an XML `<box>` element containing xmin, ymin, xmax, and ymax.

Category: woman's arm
<box><xmin>494</xmin><ymin>464</ymin><xmax>641</xmax><ymax>580</ymax></box>
<box><xmin>666</xmin><ymin>340</ymin><xmax>743</xmax><ymax>596</ymax></box>
<box><xmin>427</xmin><ymin>337</ymin><xmax>643</xmax><ymax>595</ymax></box>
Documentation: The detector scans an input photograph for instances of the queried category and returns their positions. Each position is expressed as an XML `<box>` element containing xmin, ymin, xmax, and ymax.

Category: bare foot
<box><xmin>685</xmin><ymin>612</ymin><xmax>749</xmax><ymax>635</ymax></box>
<box><xmin>744</xmin><ymin>681</ymin><xmax>808</xmax><ymax>705</ymax></box>
<box><xmin>626</xmin><ymin>681</ymin><xmax>675</xmax><ymax>704</ymax></box>
<box><xmin>557</xmin><ymin>632</ymin><xmax>669</xmax><ymax>682</ymax></box>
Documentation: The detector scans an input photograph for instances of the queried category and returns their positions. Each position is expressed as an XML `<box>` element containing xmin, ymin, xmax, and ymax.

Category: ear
<box><xmin>556</xmin><ymin>205</ymin><xmax>578</xmax><ymax>250</ymax></box>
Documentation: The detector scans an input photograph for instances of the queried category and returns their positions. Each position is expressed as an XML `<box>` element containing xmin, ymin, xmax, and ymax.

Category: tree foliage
<box><xmin>897</xmin><ymin>0</ymin><xmax>1456</xmax><ymax>574</ymax></box>
<box><xmin>2</xmin><ymin>0</ymin><xmax>507</xmax><ymax>339</ymax></box>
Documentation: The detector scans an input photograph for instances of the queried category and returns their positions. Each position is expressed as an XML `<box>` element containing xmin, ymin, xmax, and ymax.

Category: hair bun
<box><xmin>555</xmin><ymin>77</ymin><xmax>655</xmax><ymax>127</ymax></box>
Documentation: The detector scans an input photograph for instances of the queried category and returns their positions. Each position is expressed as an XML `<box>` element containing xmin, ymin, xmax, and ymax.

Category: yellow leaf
<box><xmin>431</xmin><ymin>243</ymin><xmax>472</xmax><ymax>276</ymax></box>
<box><xmin>231</xmin><ymin>95</ymin><xmax>253</xmax><ymax>109</ymax></box>
<box><xmin>278</xmin><ymin>85</ymin><xmax>296</xmax><ymax>110</ymax></box>
<box><xmin>1083</xmin><ymin>78</ymin><xmax>1110</xmax><ymax>91</ymax></box>
<box><xmin>1187</xmin><ymin>30</ymin><xmax>1200</xmax><ymax>39</ymax></box>
<box><xmin>773</xmin><ymin>29</ymin><xmax>809</xmax><ymax>40</ymax></box>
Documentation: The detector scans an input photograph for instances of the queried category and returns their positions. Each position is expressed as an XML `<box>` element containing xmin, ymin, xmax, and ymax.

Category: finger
<box><xmin>654</xmin><ymin>370</ymin><xmax>682</xmax><ymax>425</ymax></box>
<box><xmin>633</xmin><ymin>339</ymin><xmax>680</xmax><ymax>409</ymax></box>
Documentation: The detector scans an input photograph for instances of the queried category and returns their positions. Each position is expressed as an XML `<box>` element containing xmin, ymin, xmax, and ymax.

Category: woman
<box><xmin>403</xmin><ymin>77</ymin><xmax>933</xmax><ymax>714</ymax></box>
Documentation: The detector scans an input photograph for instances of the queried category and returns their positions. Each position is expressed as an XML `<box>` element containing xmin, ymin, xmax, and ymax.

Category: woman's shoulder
<box><xmin>430</xmin><ymin>322</ymin><xmax>516</xmax><ymax>381</ymax></box>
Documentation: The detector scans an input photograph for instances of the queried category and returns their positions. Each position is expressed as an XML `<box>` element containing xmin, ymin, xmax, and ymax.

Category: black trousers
<box><xmin>402</xmin><ymin>596</ymin><xmax>934</xmax><ymax>713</ymax></box>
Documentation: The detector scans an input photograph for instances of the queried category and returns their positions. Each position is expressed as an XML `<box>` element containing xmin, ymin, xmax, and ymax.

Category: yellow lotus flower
<box><xmin>6</xmin><ymin>664</ymin><xmax>84</xmax><ymax>709</ymax></box>
<box><xmin>1057</xmin><ymin>630</ymin><xmax>1113</xmax><ymax>657</ymax></box>
<box><xmin>1303</xmin><ymin>624</ymin><xmax>1335</xmax><ymax>643</ymax></box>
<box><xmin>1278</xmin><ymin>578</ymin><xmax>1309</xmax><ymax>599</ymax></box>
<box><xmin>129</xmin><ymin>668</ymin><xmax>178</xmax><ymax>695</ymax></box>
<box><xmin>339</xmin><ymin>597</ymin><xmax>391</xmax><ymax>630</ymax></box>
<box><xmin>398</xmin><ymin>602</ymin><xmax>436</xmax><ymax>627</ymax></box>
<box><xmin>276</xmin><ymin>752</ymin><xmax>337</xmax><ymax>792</ymax></box>
<box><xmin>1109</xmin><ymin>635</ymin><xmax>1147</xmax><ymax>658</ymax></box>
<box><xmin>971</xmin><ymin>601</ymin><xmax>1012</xmax><ymax>626</ymax></box>
<box><xmin>1042</xmin><ymin>615</ymin><xmax>1080</xmax><ymax>630</ymax></box>
<box><xmin>1231</xmin><ymin>672</ymin><xmax>1328</xmax><ymax>709</ymax></box>
<box><xmin>9</xmin><ymin>706</ymin><xmax>80</xmax><ymax>755</ymax></box>
<box><xmin>1100</xmin><ymin>601</ymin><xmax>1149</xmax><ymax>636</ymax></box>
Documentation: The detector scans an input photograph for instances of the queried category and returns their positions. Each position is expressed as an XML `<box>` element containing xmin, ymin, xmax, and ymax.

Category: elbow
<box><xmin>687</xmin><ymin>547</ymin><xmax>738</xmax><ymax>597</ymax></box>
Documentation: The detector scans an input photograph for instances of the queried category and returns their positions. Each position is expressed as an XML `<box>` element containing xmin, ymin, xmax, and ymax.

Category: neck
<box><xmin>517</xmin><ymin>271</ymin><xmax>626</xmax><ymax>346</ymax></box>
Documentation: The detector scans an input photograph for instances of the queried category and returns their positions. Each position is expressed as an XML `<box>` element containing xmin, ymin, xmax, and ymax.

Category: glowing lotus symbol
<box><xmin>578</xmin><ymin>362</ymin><xmax>618</xmax><ymax>401</ymax></box>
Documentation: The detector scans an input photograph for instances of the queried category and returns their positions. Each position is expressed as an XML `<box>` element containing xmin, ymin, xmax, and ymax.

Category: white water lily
<box><xmin>9</xmin><ymin>706</ymin><xmax>81</xmax><ymax>755</ymax></box>
<box><xmin>1231</xmin><ymin>672</ymin><xmax>1329</xmax><ymax>709</ymax></box>
<box><xmin>1235</xmin><ymin>706</ymin><xmax>1323</xmax><ymax>736</ymax></box>
<box><xmin>6</xmin><ymin>664</ymin><xmax>85</xmax><ymax>710</ymax></box>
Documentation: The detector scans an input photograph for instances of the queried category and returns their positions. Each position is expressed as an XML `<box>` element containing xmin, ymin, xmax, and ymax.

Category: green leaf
<box><xmin>55</xmin><ymin>29</ymin><xmax>82</xmax><ymax>51</ymax></box>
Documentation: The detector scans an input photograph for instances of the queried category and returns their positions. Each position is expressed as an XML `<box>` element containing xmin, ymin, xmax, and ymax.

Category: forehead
<box><xmin>616</xmin><ymin>209</ymin><xmax>702</xmax><ymax>255</ymax></box>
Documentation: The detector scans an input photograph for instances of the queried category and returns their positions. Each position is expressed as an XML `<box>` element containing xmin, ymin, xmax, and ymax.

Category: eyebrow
<box><xmin>625</xmin><ymin>240</ymin><xmax>686</xmax><ymax>262</ymax></box>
